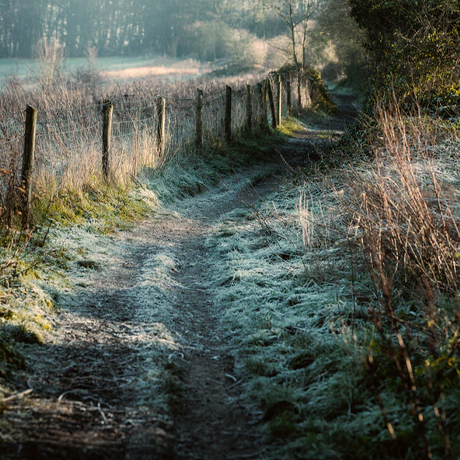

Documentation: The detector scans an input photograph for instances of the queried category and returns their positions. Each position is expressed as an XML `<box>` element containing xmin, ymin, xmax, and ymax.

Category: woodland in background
<box><xmin>0</xmin><ymin>0</ymin><xmax>305</xmax><ymax>58</ymax></box>
<box><xmin>0</xmin><ymin>0</ymin><xmax>366</xmax><ymax>86</ymax></box>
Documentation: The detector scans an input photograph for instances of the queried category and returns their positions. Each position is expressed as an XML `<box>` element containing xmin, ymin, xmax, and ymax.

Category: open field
<box><xmin>0</xmin><ymin>56</ymin><xmax>216</xmax><ymax>89</ymax></box>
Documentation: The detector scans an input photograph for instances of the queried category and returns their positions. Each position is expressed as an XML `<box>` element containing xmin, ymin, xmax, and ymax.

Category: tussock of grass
<box><xmin>277</xmin><ymin>117</ymin><xmax>306</xmax><ymax>137</ymax></box>
<box><xmin>37</xmin><ymin>182</ymin><xmax>153</xmax><ymax>231</ymax></box>
<box><xmin>0</xmin><ymin>239</ymin><xmax>57</xmax><ymax>391</ymax></box>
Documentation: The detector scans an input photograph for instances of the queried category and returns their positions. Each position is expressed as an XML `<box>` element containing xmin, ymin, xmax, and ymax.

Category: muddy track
<box><xmin>0</xmin><ymin>93</ymin><xmax>359</xmax><ymax>460</ymax></box>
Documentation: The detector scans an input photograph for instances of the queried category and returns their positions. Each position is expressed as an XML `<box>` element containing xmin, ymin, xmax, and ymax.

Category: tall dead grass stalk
<box><xmin>341</xmin><ymin>102</ymin><xmax>460</xmax><ymax>458</ymax></box>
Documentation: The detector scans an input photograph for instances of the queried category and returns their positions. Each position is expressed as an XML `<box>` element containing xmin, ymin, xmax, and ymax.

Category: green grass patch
<box><xmin>35</xmin><ymin>182</ymin><xmax>153</xmax><ymax>232</ymax></box>
<box><xmin>277</xmin><ymin>117</ymin><xmax>307</xmax><ymax>137</ymax></box>
<box><xmin>142</xmin><ymin>128</ymin><xmax>287</xmax><ymax>204</ymax></box>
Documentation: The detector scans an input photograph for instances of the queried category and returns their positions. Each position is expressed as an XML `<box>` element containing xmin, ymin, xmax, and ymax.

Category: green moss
<box><xmin>278</xmin><ymin>118</ymin><xmax>307</xmax><ymax>137</ymax></box>
<box><xmin>37</xmin><ymin>183</ymin><xmax>152</xmax><ymax>232</ymax></box>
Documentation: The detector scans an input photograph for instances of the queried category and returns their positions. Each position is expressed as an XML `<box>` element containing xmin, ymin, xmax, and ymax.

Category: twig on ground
<box><xmin>1</xmin><ymin>388</ymin><xmax>33</xmax><ymax>403</ymax></box>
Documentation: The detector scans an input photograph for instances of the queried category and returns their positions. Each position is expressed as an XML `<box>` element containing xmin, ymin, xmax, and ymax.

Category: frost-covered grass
<box><xmin>47</xmin><ymin>215</ymin><xmax>185</xmax><ymax>411</ymax></box>
<box><xmin>141</xmin><ymin>129</ymin><xmax>284</xmax><ymax>204</ymax></box>
<box><xmin>0</xmin><ymin>183</ymin><xmax>153</xmax><ymax>390</ymax></box>
<box><xmin>0</xmin><ymin>232</ymin><xmax>65</xmax><ymax>388</ymax></box>
<box><xmin>207</xmin><ymin>175</ymin><xmax>378</xmax><ymax>459</ymax></box>
<box><xmin>0</xmin><ymin>184</ymin><xmax>183</xmax><ymax>411</ymax></box>
<box><xmin>207</xmin><ymin>120</ymin><xmax>460</xmax><ymax>458</ymax></box>
<box><xmin>0</xmin><ymin>124</ymin><xmax>285</xmax><ymax>403</ymax></box>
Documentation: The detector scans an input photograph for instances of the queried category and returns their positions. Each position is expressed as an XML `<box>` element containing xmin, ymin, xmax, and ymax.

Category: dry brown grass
<box><xmin>339</xmin><ymin>103</ymin><xmax>460</xmax><ymax>459</ymax></box>
<box><xmin>0</xmin><ymin>63</ymin><xmax>288</xmax><ymax>229</ymax></box>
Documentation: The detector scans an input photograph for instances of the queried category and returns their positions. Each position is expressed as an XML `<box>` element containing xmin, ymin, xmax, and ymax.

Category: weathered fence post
<box><xmin>287</xmin><ymin>78</ymin><xmax>292</xmax><ymax>117</ymax></box>
<box><xmin>261</xmin><ymin>81</ymin><xmax>268</xmax><ymax>127</ymax></box>
<box><xmin>256</xmin><ymin>83</ymin><xmax>263</xmax><ymax>128</ymax></box>
<box><xmin>21</xmin><ymin>105</ymin><xmax>37</xmax><ymax>228</ymax></box>
<box><xmin>225</xmin><ymin>85</ymin><xmax>232</xmax><ymax>142</ymax></box>
<box><xmin>246</xmin><ymin>84</ymin><xmax>252</xmax><ymax>134</ymax></box>
<box><xmin>306</xmin><ymin>78</ymin><xmax>313</xmax><ymax>107</ymax></box>
<box><xmin>297</xmin><ymin>68</ymin><xmax>303</xmax><ymax>110</ymax></box>
<box><xmin>267</xmin><ymin>78</ymin><xmax>277</xmax><ymax>129</ymax></box>
<box><xmin>302</xmin><ymin>73</ymin><xmax>308</xmax><ymax>108</ymax></box>
<box><xmin>102</xmin><ymin>100</ymin><xmax>113</xmax><ymax>180</ymax></box>
<box><xmin>276</xmin><ymin>73</ymin><xmax>282</xmax><ymax>126</ymax></box>
<box><xmin>157</xmin><ymin>96</ymin><xmax>166</xmax><ymax>156</ymax></box>
<box><xmin>195</xmin><ymin>89</ymin><xmax>203</xmax><ymax>149</ymax></box>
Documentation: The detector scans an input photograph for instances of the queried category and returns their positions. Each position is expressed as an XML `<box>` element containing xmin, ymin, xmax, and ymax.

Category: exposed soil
<box><xmin>0</xmin><ymin>93</ymin><xmax>359</xmax><ymax>460</ymax></box>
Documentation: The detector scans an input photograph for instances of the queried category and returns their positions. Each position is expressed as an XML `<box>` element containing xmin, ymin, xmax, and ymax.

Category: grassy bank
<box><xmin>207</xmin><ymin>110</ymin><xmax>460</xmax><ymax>459</ymax></box>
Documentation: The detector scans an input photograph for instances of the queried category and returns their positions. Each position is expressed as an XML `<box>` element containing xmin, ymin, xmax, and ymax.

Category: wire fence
<box><xmin>0</xmin><ymin>67</ymin><xmax>314</xmax><ymax>227</ymax></box>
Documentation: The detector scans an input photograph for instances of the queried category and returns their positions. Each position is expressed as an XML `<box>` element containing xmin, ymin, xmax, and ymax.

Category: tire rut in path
<box><xmin>166</xmin><ymin>175</ymin><xmax>282</xmax><ymax>460</ymax></box>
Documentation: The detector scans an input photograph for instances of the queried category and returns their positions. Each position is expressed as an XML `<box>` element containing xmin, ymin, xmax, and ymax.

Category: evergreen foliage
<box><xmin>349</xmin><ymin>0</ymin><xmax>460</xmax><ymax>114</ymax></box>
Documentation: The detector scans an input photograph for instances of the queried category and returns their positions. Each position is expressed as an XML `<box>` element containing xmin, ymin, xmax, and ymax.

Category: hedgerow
<box><xmin>349</xmin><ymin>0</ymin><xmax>460</xmax><ymax>115</ymax></box>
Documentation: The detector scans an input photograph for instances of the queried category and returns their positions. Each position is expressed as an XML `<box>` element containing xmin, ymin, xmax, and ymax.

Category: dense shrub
<box><xmin>349</xmin><ymin>0</ymin><xmax>460</xmax><ymax>114</ymax></box>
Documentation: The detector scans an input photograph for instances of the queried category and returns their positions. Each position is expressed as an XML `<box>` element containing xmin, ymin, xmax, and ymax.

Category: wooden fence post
<box><xmin>102</xmin><ymin>100</ymin><xmax>113</xmax><ymax>180</ymax></box>
<box><xmin>276</xmin><ymin>73</ymin><xmax>282</xmax><ymax>126</ymax></box>
<box><xmin>21</xmin><ymin>105</ymin><xmax>37</xmax><ymax>228</ymax></box>
<box><xmin>225</xmin><ymin>85</ymin><xmax>232</xmax><ymax>142</ymax></box>
<box><xmin>246</xmin><ymin>84</ymin><xmax>252</xmax><ymax>134</ymax></box>
<box><xmin>261</xmin><ymin>81</ymin><xmax>268</xmax><ymax>127</ymax></box>
<box><xmin>267</xmin><ymin>78</ymin><xmax>277</xmax><ymax>129</ymax></box>
<box><xmin>157</xmin><ymin>96</ymin><xmax>166</xmax><ymax>156</ymax></box>
<box><xmin>287</xmin><ymin>78</ymin><xmax>292</xmax><ymax>117</ymax></box>
<box><xmin>306</xmin><ymin>78</ymin><xmax>313</xmax><ymax>107</ymax></box>
<box><xmin>302</xmin><ymin>73</ymin><xmax>308</xmax><ymax>108</ymax></box>
<box><xmin>256</xmin><ymin>83</ymin><xmax>263</xmax><ymax>127</ymax></box>
<box><xmin>195</xmin><ymin>89</ymin><xmax>203</xmax><ymax>149</ymax></box>
<box><xmin>297</xmin><ymin>69</ymin><xmax>303</xmax><ymax>110</ymax></box>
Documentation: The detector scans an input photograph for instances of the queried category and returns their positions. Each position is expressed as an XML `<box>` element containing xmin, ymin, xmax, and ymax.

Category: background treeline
<box><xmin>0</xmin><ymin>0</ymin><xmax>284</xmax><ymax>59</ymax></box>
<box><xmin>0</xmin><ymin>0</ymin><xmax>365</xmax><ymax>86</ymax></box>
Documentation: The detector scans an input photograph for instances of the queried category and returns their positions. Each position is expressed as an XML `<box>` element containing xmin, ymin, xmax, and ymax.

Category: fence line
<box><xmin>0</xmin><ymin>67</ymin><xmax>314</xmax><ymax>227</ymax></box>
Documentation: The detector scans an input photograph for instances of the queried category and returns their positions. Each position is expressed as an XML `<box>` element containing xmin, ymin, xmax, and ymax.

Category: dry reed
<box><xmin>340</xmin><ymin>102</ymin><xmax>460</xmax><ymax>459</ymax></box>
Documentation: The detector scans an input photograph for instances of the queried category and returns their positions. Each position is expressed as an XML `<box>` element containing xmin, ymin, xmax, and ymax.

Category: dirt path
<box><xmin>1</xmin><ymin>93</ymin><xmax>359</xmax><ymax>460</ymax></box>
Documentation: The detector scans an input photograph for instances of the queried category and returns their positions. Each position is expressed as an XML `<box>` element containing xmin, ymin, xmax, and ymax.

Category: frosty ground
<box><xmin>0</xmin><ymin>94</ymin><xmax>360</xmax><ymax>459</ymax></box>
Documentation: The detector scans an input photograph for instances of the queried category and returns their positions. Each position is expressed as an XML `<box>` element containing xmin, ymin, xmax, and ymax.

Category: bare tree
<box><xmin>261</xmin><ymin>0</ymin><xmax>323</xmax><ymax>68</ymax></box>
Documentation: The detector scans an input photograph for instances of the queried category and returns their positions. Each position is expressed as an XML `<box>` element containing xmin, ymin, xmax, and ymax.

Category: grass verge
<box><xmin>206</xmin><ymin>108</ymin><xmax>460</xmax><ymax>459</ymax></box>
